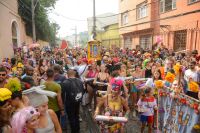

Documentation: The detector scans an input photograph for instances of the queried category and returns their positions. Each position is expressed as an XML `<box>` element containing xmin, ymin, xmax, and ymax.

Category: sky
<box><xmin>48</xmin><ymin>0</ymin><xmax>119</xmax><ymax>38</ymax></box>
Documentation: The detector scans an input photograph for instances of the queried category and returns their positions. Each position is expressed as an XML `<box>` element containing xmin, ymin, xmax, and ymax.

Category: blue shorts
<box><xmin>140</xmin><ymin>115</ymin><xmax>154</xmax><ymax>124</ymax></box>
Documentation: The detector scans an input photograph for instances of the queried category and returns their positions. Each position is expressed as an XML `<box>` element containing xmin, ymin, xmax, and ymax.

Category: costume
<box><xmin>11</xmin><ymin>106</ymin><xmax>39</xmax><ymax>133</ymax></box>
<box><xmin>97</xmin><ymin>78</ymin><xmax>126</xmax><ymax>133</ymax></box>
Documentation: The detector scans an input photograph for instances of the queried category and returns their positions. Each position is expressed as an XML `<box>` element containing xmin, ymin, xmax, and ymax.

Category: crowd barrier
<box><xmin>83</xmin><ymin>77</ymin><xmax>200</xmax><ymax>133</ymax></box>
<box><xmin>158</xmin><ymin>88</ymin><xmax>200</xmax><ymax>133</ymax></box>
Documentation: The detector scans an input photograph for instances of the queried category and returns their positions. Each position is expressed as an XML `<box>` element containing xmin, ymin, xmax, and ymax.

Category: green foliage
<box><xmin>18</xmin><ymin>0</ymin><xmax>59</xmax><ymax>46</ymax></box>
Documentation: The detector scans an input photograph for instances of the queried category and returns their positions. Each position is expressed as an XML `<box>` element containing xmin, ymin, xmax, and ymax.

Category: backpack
<box><xmin>64</xmin><ymin>78</ymin><xmax>84</xmax><ymax>103</ymax></box>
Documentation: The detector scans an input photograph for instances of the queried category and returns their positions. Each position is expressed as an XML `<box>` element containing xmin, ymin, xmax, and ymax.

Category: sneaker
<box><xmin>132</xmin><ymin>111</ymin><xmax>136</xmax><ymax>117</ymax></box>
<box><xmin>88</xmin><ymin>104</ymin><xmax>92</xmax><ymax>112</ymax></box>
<box><xmin>79</xmin><ymin>116</ymin><xmax>83</xmax><ymax>122</ymax></box>
<box><xmin>88</xmin><ymin>108</ymin><xmax>92</xmax><ymax>112</ymax></box>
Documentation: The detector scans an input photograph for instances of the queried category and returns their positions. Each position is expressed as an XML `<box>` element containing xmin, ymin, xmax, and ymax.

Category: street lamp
<box><xmin>92</xmin><ymin>0</ymin><xmax>96</xmax><ymax>40</ymax></box>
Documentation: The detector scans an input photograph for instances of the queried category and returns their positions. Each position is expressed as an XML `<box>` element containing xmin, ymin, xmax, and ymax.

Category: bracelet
<box><xmin>94</xmin><ymin>111</ymin><xmax>99</xmax><ymax>114</ymax></box>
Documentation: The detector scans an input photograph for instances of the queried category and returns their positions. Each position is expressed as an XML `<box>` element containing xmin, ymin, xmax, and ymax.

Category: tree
<box><xmin>18</xmin><ymin>0</ymin><xmax>59</xmax><ymax>46</ymax></box>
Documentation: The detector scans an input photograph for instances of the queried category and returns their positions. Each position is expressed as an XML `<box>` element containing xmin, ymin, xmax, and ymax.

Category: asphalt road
<box><xmin>63</xmin><ymin>106</ymin><xmax>143</xmax><ymax>133</ymax></box>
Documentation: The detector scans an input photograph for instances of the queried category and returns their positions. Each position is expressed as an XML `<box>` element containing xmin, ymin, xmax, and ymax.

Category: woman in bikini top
<box><xmin>94</xmin><ymin>64</ymin><xmax>110</xmax><ymax>92</ymax></box>
<box><xmin>94</xmin><ymin>78</ymin><xmax>130</xmax><ymax>133</ymax></box>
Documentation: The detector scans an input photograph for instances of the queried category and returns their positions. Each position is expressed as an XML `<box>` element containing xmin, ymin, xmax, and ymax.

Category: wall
<box><xmin>119</xmin><ymin>0</ymin><xmax>152</xmax><ymax>35</ymax></box>
<box><xmin>159</xmin><ymin>0</ymin><xmax>200</xmax><ymax>52</ymax></box>
<box><xmin>26</xmin><ymin>36</ymin><xmax>49</xmax><ymax>48</ymax></box>
<box><xmin>0</xmin><ymin>0</ymin><xmax>26</xmax><ymax>59</ymax></box>
<box><xmin>96</xmin><ymin>24</ymin><xmax>121</xmax><ymax>48</ymax></box>
<box><xmin>119</xmin><ymin>0</ymin><xmax>200</xmax><ymax>52</ymax></box>
<box><xmin>0</xmin><ymin>0</ymin><xmax>49</xmax><ymax>59</ymax></box>
<box><xmin>119</xmin><ymin>0</ymin><xmax>154</xmax><ymax>48</ymax></box>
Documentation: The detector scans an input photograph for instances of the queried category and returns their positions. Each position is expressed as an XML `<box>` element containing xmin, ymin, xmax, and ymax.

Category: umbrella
<box><xmin>29</xmin><ymin>43</ymin><xmax>40</xmax><ymax>48</ymax></box>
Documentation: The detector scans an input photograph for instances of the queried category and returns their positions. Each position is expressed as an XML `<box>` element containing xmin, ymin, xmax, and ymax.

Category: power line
<box><xmin>18</xmin><ymin>3</ymin><xmax>31</xmax><ymax>15</ymax></box>
<box><xmin>48</xmin><ymin>0</ymin><xmax>159</xmax><ymax>21</ymax></box>
<box><xmin>18</xmin><ymin>0</ymin><xmax>32</xmax><ymax>12</ymax></box>
<box><xmin>95</xmin><ymin>0</ymin><xmax>160</xmax><ymax>18</ymax></box>
<box><xmin>37</xmin><ymin>2</ymin><xmax>87</xmax><ymax>21</ymax></box>
<box><xmin>101</xmin><ymin>9</ymin><xmax>200</xmax><ymax>31</ymax></box>
<box><xmin>51</xmin><ymin>12</ymin><xmax>87</xmax><ymax>21</ymax></box>
<box><xmin>0</xmin><ymin>1</ymin><xmax>18</xmax><ymax>14</ymax></box>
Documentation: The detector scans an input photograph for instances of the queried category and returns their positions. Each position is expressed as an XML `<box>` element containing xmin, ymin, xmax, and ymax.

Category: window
<box><xmin>160</xmin><ymin>0</ymin><xmax>176</xmax><ymax>13</ymax></box>
<box><xmin>124</xmin><ymin>36</ymin><xmax>132</xmax><ymax>48</ymax></box>
<box><xmin>160</xmin><ymin>0</ymin><xmax>165</xmax><ymax>13</ymax></box>
<box><xmin>174</xmin><ymin>30</ymin><xmax>187</xmax><ymax>51</ymax></box>
<box><xmin>121</xmin><ymin>12</ymin><xmax>128</xmax><ymax>25</ymax></box>
<box><xmin>137</xmin><ymin>2</ymin><xmax>147</xmax><ymax>19</ymax></box>
<box><xmin>140</xmin><ymin>35</ymin><xmax>152</xmax><ymax>50</ymax></box>
<box><xmin>188</xmin><ymin>0</ymin><xmax>199</xmax><ymax>4</ymax></box>
<box><xmin>12</xmin><ymin>21</ymin><xmax>18</xmax><ymax>48</ymax></box>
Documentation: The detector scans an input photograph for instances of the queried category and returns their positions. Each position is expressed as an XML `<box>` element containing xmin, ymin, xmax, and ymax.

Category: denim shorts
<box><xmin>140</xmin><ymin>115</ymin><xmax>154</xmax><ymax>124</ymax></box>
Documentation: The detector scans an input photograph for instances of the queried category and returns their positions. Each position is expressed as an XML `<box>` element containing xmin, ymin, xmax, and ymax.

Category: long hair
<box><xmin>153</xmin><ymin>69</ymin><xmax>162</xmax><ymax>80</ymax></box>
<box><xmin>0</xmin><ymin>102</ymin><xmax>10</xmax><ymax>129</ymax></box>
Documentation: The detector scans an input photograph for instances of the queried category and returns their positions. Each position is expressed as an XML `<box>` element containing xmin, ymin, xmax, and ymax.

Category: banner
<box><xmin>158</xmin><ymin>90</ymin><xmax>200</xmax><ymax>133</ymax></box>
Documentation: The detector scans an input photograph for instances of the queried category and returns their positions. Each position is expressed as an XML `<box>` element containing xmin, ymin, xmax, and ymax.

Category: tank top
<box><xmin>86</xmin><ymin>69</ymin><xmax>97</xmax><ymax>78</ymax></box>
<box><xmin>35</xmin><ymin>111</ymin><xmax>55</xmax><ymax>133</ymax></box>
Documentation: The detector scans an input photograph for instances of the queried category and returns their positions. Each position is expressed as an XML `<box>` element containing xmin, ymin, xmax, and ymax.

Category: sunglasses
<box><xmin>0</xmin><ymin>74</ymin><xmax>6</xmax><ymax>76</ymax></box>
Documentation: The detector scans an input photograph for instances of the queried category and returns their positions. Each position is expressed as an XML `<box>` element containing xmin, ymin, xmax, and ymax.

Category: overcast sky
<box><xmin>48</xmin><ymin>0</ymin><xmax>119</xmax><ymax>38</ymax></box>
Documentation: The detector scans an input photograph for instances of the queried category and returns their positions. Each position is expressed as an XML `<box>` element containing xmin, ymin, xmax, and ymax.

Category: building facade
<box><xmin>64</xmin><ymin>31</ymin><xmax>89</xmax><ymax>48</ymax></box>
<box><xmin>119</xmin><ymin>0</ymin><xmax>200</xmax><ymax>52</ymax></box>
<box><xmin>0</xmin><ymin>0</ymin><xmax>49</xmax><ymax>59</ymax></box>
<box><xmin>159</xmin><ymin>0</ymin><xmax>200</xmax><ymax>52</ymax></box>
<box><xmin>0</xmin><ymin>0</ymin><xmax>27</xmax><ymax>58</ymax></box>
<box><xmin>88</xmin><ymin>13</ymin><xmax>120</xmax><ymax>48</ymax></box>
<box><xmin>96</xmin><ymin>23</ymin><xmax>121</xmax><ymax>49</ymax></box>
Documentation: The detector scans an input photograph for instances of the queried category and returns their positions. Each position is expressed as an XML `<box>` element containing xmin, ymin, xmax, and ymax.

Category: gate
<box><xmin>174</xmin><ymin>30</ymin><xmax>187</xmax><ymax>51</ymax></box>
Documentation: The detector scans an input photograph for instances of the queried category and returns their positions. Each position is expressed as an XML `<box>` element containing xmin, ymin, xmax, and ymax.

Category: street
<box><xmin>0</xmin><ymin>0</ymin><xmax>200</xmax><ymax>133</ymax></box>
<box><xmin>63</xmin><ymin>106</ymin><xmax>142</xmax><ymax>133</ymax></box>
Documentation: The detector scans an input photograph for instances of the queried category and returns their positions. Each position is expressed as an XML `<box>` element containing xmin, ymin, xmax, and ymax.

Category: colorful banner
<box><xmin>158</xmin><ymin>90</ymin><xmax>200</xmax><ymax>133</ymax></box>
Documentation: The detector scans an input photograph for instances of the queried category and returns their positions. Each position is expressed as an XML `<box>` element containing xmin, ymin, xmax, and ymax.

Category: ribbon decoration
<box><xmin>158</xmin><ymin>88</ymin><xmax>200</xmax><ymax>133</ymax></box>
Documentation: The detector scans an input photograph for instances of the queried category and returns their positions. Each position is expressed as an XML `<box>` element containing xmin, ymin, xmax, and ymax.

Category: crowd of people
<box><xmin>0</xmin><ymin>42</ymin><xmax>200</xmax><ymax>133</ymax></box>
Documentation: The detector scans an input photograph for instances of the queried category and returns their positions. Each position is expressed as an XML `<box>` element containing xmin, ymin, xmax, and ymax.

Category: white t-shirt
<box><xmin>137</xmin><ymin>97</ymin><xmax>157</xmax><ymax>116</ymax></box>
<box><xmin>184</xmin><ymin>69</ymin><xmax>198</xmax><ymax>82</ymax></box>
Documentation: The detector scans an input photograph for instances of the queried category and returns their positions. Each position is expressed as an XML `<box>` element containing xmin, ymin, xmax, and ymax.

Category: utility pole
<box><xmin>75</xmin><ymin>26</ymin><xmax>77</xmax><ymax>47</ymax></box>
<box><xmin>194</xmin><ymin>20</ymin><xmax>199</xmax><ymax>49</ymax></box>
<box><xmin>71</xmin><ymin>26</ymin><xmax>77</xmax><ymax>47</ymax></box>
<box><xmin>92</xmin><ymin>0</ymin><xmax>96</xmax><ymax>40</ymax></box>
<box><xmin>31</xmin><ymin>0</ymin><xmax>39</xmax><ymax>43</ymax></box>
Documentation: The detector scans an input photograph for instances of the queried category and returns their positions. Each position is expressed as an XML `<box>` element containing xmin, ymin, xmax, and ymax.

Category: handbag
<box><xmin>82</xmin><ymin>92</ymin><xmax>90</xmax><ymax>106</ymax></box>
